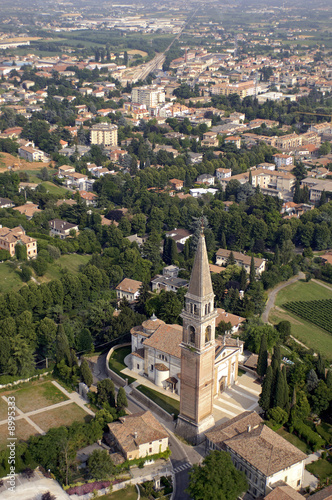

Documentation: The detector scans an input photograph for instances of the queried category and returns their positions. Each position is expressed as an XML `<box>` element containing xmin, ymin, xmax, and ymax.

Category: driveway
<box><xmin>261</xmin><ymin>272</ymin><xmax>305</xmax><ymax>324</ymax></box>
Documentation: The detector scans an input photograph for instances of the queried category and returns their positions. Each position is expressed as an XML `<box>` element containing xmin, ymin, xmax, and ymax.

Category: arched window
<box><xmin>190</xmin><ymin>303</ymin><xmax>193</xmax><ymax>314</ymax></box>
<box><xmin>194</xmin><ymin>304</ymin><xmax>197</xmax><ymax>315</ymax></box>
<box><xmin>208</xmin><ymin>303</ymin><xmax>211</xmax><ymax>314</ymax></box>
<box><xmin>205</xmin><ymin>325</ymin><xmax>212</xmax><ymax>344</ymax></box>
<box><xmin>205</xmin><ymin>304</ymin><xmax>208</xmax><ymax>315</ymax></box>
<box><xmin>188</xmin><ymin>326</ymin><xmax>195</xmax><ymax>345</ymax></box>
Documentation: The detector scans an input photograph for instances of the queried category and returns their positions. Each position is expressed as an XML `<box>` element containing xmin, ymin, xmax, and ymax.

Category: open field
<box><xmin>275</xmin><ymin>280</ymin><xmax>332</xmax><ymax>306</ymax></box>
<box><xmin>0</xmin><ymin>420</ymin><xmax>39</xmax><ymax>450</ymax></box>
<box><xmin>0</xmin><ymin>398</ymin><xmax>9</xmax><ymax>420</ymax></box>
<box><xmin>128</xmin><ymin>49</ymin><xmax>148</xmax><ymax>57</ymax></box>
<box><xmin>40</xmin><ymin>181</ymin><xmax>72</xmax><ymax>197</ymax></box>
<box><xmin>269</xmin><ymin>308</ymin><xmax>332</xmax><ymax>357</ymax></box>
<box><xmin>41</xmin><ymin>254</ymin><xmax>91</xmax><ymax>282</ymax></box>
<box><xmin>0</xmin><ymin>262</ymin><xmax>24</xmax><ymax>294</ymax></box>
<box><xmin>4</xmin><ymin>381</ymin><xmax>69</xmax><ymax>413</ymax></box>
<box><xmin>0</xmin><ymin>153</ymin><xmax>51</xmax><ymax>172</ymax></box>
<box><xmin>30</xmin><ymin>402</ymin><xmax>92</xmax><ymax>432</ymax></box>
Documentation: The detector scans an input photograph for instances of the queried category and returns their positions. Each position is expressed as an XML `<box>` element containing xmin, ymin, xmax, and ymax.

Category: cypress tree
<box><xmin>80</xmin><ymin>358</ymin><xmax>93</xmax><ymax>387</ymax></box>
<box><xmin>117</xmin><ymin>387</ymin><xmax>128</xmax><ymax>410</ymax></box>
<box><xmin>326</xmin><ymin>370</ymin><xmax>332</xmax><ymax>389</ymax></box>
<box><xmin>240</xmin><ymin>266</ymin><xmax>247</xmax><ymax>291</ymax></box>
<box><xmin>271</xmin><ymin>344</ymin><xmax>281</xmax><ymax>374</ymax></box>
<box><xmin>249</xmin><ymin>255</ymin><xmax>256</xmax><ymax>284</ymax></box>
<box><xmin>259</xmin><ymin>365</ymin><xmax>273</xmax><ymax>412</ymax></box>
<box><xmin>162</xmin><ymin>238</ymin><xmax>170</xmax><ymax>264</ymax></box>
<box><xmin>257</xmin><ymin>333</ymin><xmax>268</xmax><ymax>377</ymax></box>
<box><xmin>316</xmin><ymin>353</ymin><xmax>325</xmax><ymax>381</ymax></box>
<box><xmin>282</xmin><ymin>365</ymin><xmax>289</xmax><ymax>409</ymax></box>
<box><xmin>183</xmin><ymin>238</ymin><xmax>190</xmax><ymax>260</ymax></box>
<box><xmin>55</xmin><ymin>324</ymin><xmax>70</xmax><ymax>364</ymax></box>
<box><xmin>249</xmin><ymin>170</ymin><xmax>253</xmax><ymax>185</ymax></box>
<box><xmin>227</xmin><ymin>251</ymin><xmax>235</xmax><ymax>265</ymax></box>
<box><xmin>221</xmin><ymin>232</ymin><xmax>227</xmax><ymax>249</ymax></box>
<box><xmin>170</xmin><ymin>238</ymin><xmax>178</xmax><ymax>264</ymax></box>
<box><xmin>273</xmin><ymin>366</ymin><xmax>285</xmax><ymax>409</ymax></box>
<box><xmin>274</xmin><ymin>245</ymin><xmax>280</xmax><ymax>266</ymax></box>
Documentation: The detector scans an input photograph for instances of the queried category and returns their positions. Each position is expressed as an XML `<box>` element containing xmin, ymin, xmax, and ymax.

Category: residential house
<box><xmin>18</xmin><ymin>182</ymin><xmax>38</xmax><ymax>192</ymax></box>
<box><xmin>205</xmin><ymin>411</ymin><xmax>307</xmax><ymax>498</ymax></box>
<box><xmin>107</xmin><ymin>411</ymin><xmax>168</xmax><ymax>461</ymax></box>
<box><xmin>151</xmin><ymin>275</ymin><xmax>188</xmax><ymax>293</ymax></box>
<box><xmin>14</xmin><ymin>203</ymin><xmax>41</xmax><ymax>220</ymax></box>
<box><xmin>215</xmin><ymin>168</ymin><xmax>231</xmax><ymax>181</ymax></box>
<box><xmin>215</xmin><ymin>248</ymin><xmax>266</xmax><ymax>276</ymax></box>
<box><xmin>162</xmin><ymin>265</ymin><xmax>180</xmax><ymax>278</ymax></box>
<box><xmin>224</xmin><ymin>136</ymin><xmax>241</xmax><ymax>149</ymax></box>
<box><xmin>216</xmin><ymin>308</ymin><xmax>246</xmax><ymax>334</ymax></box>
<box><xmin>165</xmin><ymin>228</ymin><xmax>192</xmax><ymax>252</ymax></box>
<box><xmin>0</xmin><ymin>226</ymin><xmax>37</xmax><ymax>258</ymax></box>
<box><xmin>116</xmin><ymin>278</ymin><xmax>142</xmax><ymax>302</ymax></box>
<box><xmin>49</xmin><ymin>219</ymin><xmax>79</xmax><ymax>239</ymax></box>
<box><xmin>79</xmin><ymin>191</ymin><xmax>98</xmax><ymax>206</ymax></box>
<box><xmin>189</xmin><ymin>187</ymin><xmax>218</xmax><ymax>198</ymax></box>
<box><xmin>0</xmin><ymin>198</ymin><xmax>14</xmax><ymax>209</ymax></box>
<box><xmin>196</xmin><ymin>174</ymin><xmax>215</xmax><ymax>186</ymax></box>
<box><xmin>273</xmin><ymin>154</ymin><xmax>294</xmax><ymax>169</ymax></box>
<box><xmin>169</xmin><ymin>179</ymin><xmax>184</xmax><ymax>191</ymax></box>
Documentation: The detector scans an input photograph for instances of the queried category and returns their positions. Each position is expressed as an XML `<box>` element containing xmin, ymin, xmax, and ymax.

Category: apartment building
<box><xmin>90</xmin><ymin>123</ymin><xmax>118</xmax><ymax>147</ymax></box>
<box><xmin>215</xmin><ymin>168</ymin><xmax>231</xmax><ymax>181</ymax></box>
<box><xmin>300</xmin><ymin>178</ymin><xmax>332</xmax><ymax>202</ymax></box>
<box><xmin>131</xmin><ymin>85</ymin><xmax>165</xmax><ymax>108</ymax></box>
<box><xmin>272</xmin><ymin>154</ymin><xmax>294</xmax><ymax>169</ymax></box>
<box><xmin>18</xmin><ymin>145</ymin><xmax>46</xmax><ymax>162</ymax></box>
<box><xmin>0</xmin><ymin>226</ymin><xmax>37</xmax><ymax>258</ymax></box>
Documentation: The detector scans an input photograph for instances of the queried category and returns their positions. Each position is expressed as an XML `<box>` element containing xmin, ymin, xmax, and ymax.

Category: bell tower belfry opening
<box><xmin>176</xmin><ymin>226</ymin><xmax>217</xmax><ymax>444</ymax></box>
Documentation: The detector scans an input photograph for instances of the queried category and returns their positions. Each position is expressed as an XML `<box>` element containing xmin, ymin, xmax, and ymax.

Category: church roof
<box><xmin>143</xmin><ymin>324</ymin><xmax>182</xmax><ymax>358</ymax></box>
<box><xmin>187</xmin><ymin>231</ymin><xmax>214</xmax><ymax>299</ymax></box>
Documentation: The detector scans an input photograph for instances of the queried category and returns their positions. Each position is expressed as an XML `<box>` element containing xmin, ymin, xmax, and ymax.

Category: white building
<box><xmin>215</xmin><ymin>168</ymin><xmax>231</xmax><ymax>181</ymax></box>
<box><xmin>115</xmin><ymin>278</ymin><xmax>142</xmax><ymax>302</ymax></box>
<box><xmin>205</xmin><ymin>411</ymin><xmax>307</xmax><ymax>498</ymax></box>
<box><xmin>131</xmin><ymin>85</ymin><xmax>165</xmax><ymax>108</ymax></box>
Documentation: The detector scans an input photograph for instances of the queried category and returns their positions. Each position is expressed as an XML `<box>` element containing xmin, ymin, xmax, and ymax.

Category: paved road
<box><xmin>91</xmin><ymin>353</ymin><xmax>196</xmax><ymax>499</ymax></box>
<box><xmin>261</xmin><ymin>272</ymin><xmax>305</xmax><ymax>323</ymax></box>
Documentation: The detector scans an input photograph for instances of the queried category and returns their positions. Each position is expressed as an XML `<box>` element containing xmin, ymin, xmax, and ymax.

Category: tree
<box><xmin>273</xmin><ymin>367</ymin><xmax>286</xmax><ymax>409</ymax></box>
<box><xmin>307</xmin><ymin>369</ymin><xmax>319</xmax><ymax>393</ymax></box>
<box><xmin>97</xmin><ymin>379</ymin><xmax>115</xmax><ymax>407</ymax></box>
<box><xmin>187</xmin><ymin>450</ymin><xmax>247</xmax><ymax>500</ymax></box>
<box><xmin>117</xmin><ymin>387</ymin><xmax>128</xmax><ymax>410</ymax></box>
<box><xmin>80</xmin><ymin>358</ymin><xmax>93</xmax><ymax>387</ymax></box>
<box><xmin>259</xmin><ymin>365</ymin><xmax>273</xmax><ymax>412</ymax></box>
<box><xmin>267</xmin><ymin>406</ymin><xmax>288</xmax><ymax>426</ymax></box>
<box><xmin>227</xmin><ymin>251</ymin><xmax>235</xmax><ymax>265</ymax></box>
<box><xmin>311</xmin><ymin>380</ymin><xmax>332</xmax><ymax>415</ymax></box>
<box><xmin>76</xmin><ymin>328</ymin><xmax>94</xmax><ymax>353</ymax></box>
<box><xmin>316</xmin><ymin>353</ymin><xmax>325</xmax><ymax>381</ymax></box>
<box><xmin>276</xmin><ymin>321</ymin><xmax>291</xmax><ymax>343</ymax></box>
<box><xmin>88</xmin><ymin>449</ymin><xmax>114</xmax><ymax>479</ymax></box>
<box><xmin>326</xmin><ymin>370</ymin><xmax>332</xmax><ymax>389</ymax></box>
<box><xmin>21</xmin><ymin>266</ymin><xmax>32</xmax><ymax>282</ymax></box>
<box><xmin>271</xmin><ymin>344</ymin><xmax>281</xmax><ymax>374</ymax></box>
<box><xmin>55</xmin><ymin>325</ymin><xmax>70</xmax><ymax>364</ymax></box>
<box><xmin>15</xmin><ymin>243</ymin><xmax>27</xmax><ymax>261</ymax></box>
<box><xmin>249</xmin><ymin>255</ymin><xmax>255</xmax><ymax>285</ymax></box>
<box><xmin>257</xmin><ymin>334</ymin><xmax>268</xmax><ymax>377</ymax></box>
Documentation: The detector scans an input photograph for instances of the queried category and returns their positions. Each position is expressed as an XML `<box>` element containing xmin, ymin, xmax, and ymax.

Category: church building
<box><xmin>130</xmin><ymin>228</ymin><xmax>244</xmax><ymax>442</ymax></box>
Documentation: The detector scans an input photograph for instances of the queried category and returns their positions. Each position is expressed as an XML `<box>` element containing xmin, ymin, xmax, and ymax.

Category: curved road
<box><xmin>92</xmin><ymin>353</ymin><xmax>194</xmax><ymax>500</ymax></box>
<box><xmin>261</xmin><ymin>272</ymin><xmax>305</xmax><ymax>324</ymax></box>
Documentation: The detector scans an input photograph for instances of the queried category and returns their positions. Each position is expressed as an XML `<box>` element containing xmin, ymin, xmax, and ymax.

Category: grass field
<box><xmin>270</xmin><ymin>280</ymin><xmax>332</xmax><ymax>357</ymax></box>
<box><xmin>269</xmin><ymin>308</ymin><xmax>332</xmax><ymax>357</ymax></box>
<box><xmin>41</xmin><ymin>254</ymin><xmax>91</xmax><ymax>282</ymax></box>
<box><xmin>4</xmin><ymin>381</ymin><xmax>69</xmax><ymax>413</ymax></box>
<box><xmin>275</xmin><ymin>280</ymin><xmax>332</xmax><ymax>306</ymax></box>
<box><xmin>41</xmin><ymin>181</ymin><xmax>72</xmax><ymax>197</ymax></box>
<box><xmin>276</xmin><ymin>427</ymin><xmax>309</xmax><ymax>454</ymax></box>
<box><xmin>137</xmin><ymin>385</ymin><xmax>180</xmax><ymax>418</ymax></box>
<box><xmin>30</xmin><ymin>402</ymin><xmax>92</xmax><ymax>432</ymax></box>
<box><xmin>98</xmin><ymin>486</ymin><xmax>137</xmax><ymax>500</ymax></box>
<box><xmin>306</xmin><ymin>458</ymin><xmax>332</xmax><ymax>481</ymax></box>
<box><xmin>0</xmin><ymin>262</ymin><xmax>24</xmax><ymax>294</ymax></box>
<box><xmin>0</xmin><ymin>420</ymin><xmax>39</xmax><ymax>450</ymax></box>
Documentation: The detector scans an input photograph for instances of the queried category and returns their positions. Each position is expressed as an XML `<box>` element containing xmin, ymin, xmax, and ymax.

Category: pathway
<box><xmin>51</xmin><ymin>380</ymin><xmax>95</xmax><ymax>416</ymax></box>
<box><xmin>261</xmin><ymin>272</ymin><xmax>305</xmax><ymax>324</ymax></box>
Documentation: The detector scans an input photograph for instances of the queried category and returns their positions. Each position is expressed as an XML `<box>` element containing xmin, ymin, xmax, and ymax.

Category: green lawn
<box><xmin>275</xmin><ymin>280</ymin><xmax>332</xmax><ymax>306</ymax></box>
<box><xmin>306</xmin><ymin>458</ymin><xmax>332</xmax><ymax>481</ymax></box>
<box><xmin>42</xmin><ymin>254</ymin><xmax>91</xmax><ymax>281</ymax></box>
<box><xmin>136</xmin><ymin>385</ymin><xmax>180</xmax><ymax>418</ymax></box>
<box><xmin>41</xmin><ymin>181</ymin><xmax>72</xmax><ymax>197</ymax></box>
<box><xmin>276</xmin><ymin>427</ymin><xmax>309</xmax><ymax>454</ymax></box>
<box><xmin>109</xmin><ymin>347</ymin><xmax>136</xmax><ymax>385</ymax></box>
<box><xmin>98</xmin><ymin>485</ymin><xmax>137</xmax><ymax>500</ymax></box>
<box><xmin>0</xmin><ymin>262</ymin><xmax>24</xmax><ymax>294</ymax></box>
<box><xmin>269</xmin><ymin>308</ymin><xmax>332</xmax><ymax>358</ymax></box>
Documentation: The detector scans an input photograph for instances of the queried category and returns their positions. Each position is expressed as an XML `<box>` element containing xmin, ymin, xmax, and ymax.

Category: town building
<box><xmin>151</xmin><ymin>275</ymin><xmax>188</xmax><ymax>293</ymax></box>
<box><xmin>14</xmin><ymin>203</ymin><xmax>41</xmax><ymax>220</ymax></box>
<box><xmin>116</xmin><ymin>278</ymin><xmax>142</xmax><ymax>302</ymax></box>
<box><xmin>18</xmin><ymin>145</ymin><xmax>46</xmax><ymax>162</ymax></box>
<box><xmin>273</xmin><ymin>154</ymin><xmax>294</xmax><ymax>169</ymax></box>
<box><xmin>205</xmin><ymin>411</ymin><xmax>307</xmax><ymax>498</ymax></box>
<box><xmin>90</xmin><ymin>123</ymin><xmax>118</xmax><ymax>147</ymax></box>
<box><xmin>215</xmin><ymin>249</ymin><xmax>266</xmax><ymax>276</ymax></box>
<box><xmin>215</xmin><ymin>168</ymin><xmax>231</xmax><ymax>181</ymax></box>
<box><xmin>49</xmin><ymin>219</ymin><xmax>79</xmax><ymax>239</ymax></box>
<box><xmin>131</xmin><ymin>85</ymin><xmax>165</xmax><ymax>108</ymax></box>
<box><xmin>107</xmin><ymin>411</ymin><xmax>168</xmax><ymax>461</ymax></box>
<box><xmin>0</xmin><ymin>226</ymin><xmax>37</xmax><ymax>258</ymax></box>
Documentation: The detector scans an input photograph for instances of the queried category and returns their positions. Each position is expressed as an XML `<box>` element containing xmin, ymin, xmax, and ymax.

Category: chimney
<box><xmin>247</xmin><ymin>425</ymin><xmax>251</xmax><ymax>433</ymax></box>
<box><xmin>237</xmin><ymin>337</ymin><xmax>239</xmax><ymax>346</ymax></box>
<box><xmin>134</xmin><ymin>431</ymin><xmax>138</xmax><ymax>439</ymax></box>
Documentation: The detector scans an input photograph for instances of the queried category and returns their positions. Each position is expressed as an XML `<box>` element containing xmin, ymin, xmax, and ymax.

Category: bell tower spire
<box><xmin>176</xmin><ymin>230</ymin><xmax>217</xmax><ymax>444</ymax></box>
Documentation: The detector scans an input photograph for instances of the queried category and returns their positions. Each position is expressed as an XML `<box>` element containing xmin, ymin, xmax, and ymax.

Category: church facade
<box><xmin>130</xmin><ymin>229</ymin><xmax>244</xmax><ymax>436</ymax></box>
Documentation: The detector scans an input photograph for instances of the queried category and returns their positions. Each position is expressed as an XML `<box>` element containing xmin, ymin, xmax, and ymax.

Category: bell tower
<box><xmin>176</xmin><ymin>227</ymin><xmax>217</xmax><ymax>444</ymax></box>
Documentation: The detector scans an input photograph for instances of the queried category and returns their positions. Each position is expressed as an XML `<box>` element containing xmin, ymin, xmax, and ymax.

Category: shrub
<box><xmin>292</xmin><ymin>420</ymin><xmax>325</xmax><ymax>451</ymax></box>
